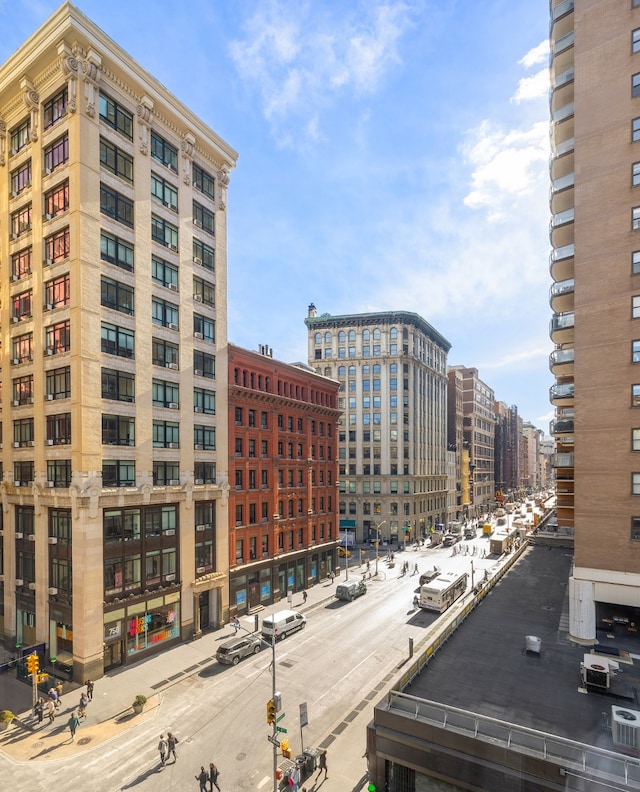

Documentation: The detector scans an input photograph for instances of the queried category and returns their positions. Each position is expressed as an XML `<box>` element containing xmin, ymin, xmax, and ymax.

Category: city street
<box><xmin>0</xmin><ymin>530</ymin><xmax>508</xmax><ymax>792</ymax></box>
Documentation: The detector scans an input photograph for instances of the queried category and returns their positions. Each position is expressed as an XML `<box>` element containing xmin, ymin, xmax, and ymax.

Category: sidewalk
<box><xmin>0</xmin><ymin>562</ymin><xmax>382</xmax><ymax>790</ymax></box>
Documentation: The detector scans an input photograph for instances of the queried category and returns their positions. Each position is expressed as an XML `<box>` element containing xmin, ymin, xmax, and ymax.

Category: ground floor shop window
<box><xmin>126</xmin><ymin>597</ymin><xmax>179</xmax><ymax>656</ymax></box>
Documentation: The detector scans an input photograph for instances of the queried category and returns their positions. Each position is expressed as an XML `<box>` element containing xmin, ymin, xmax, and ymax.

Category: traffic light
<box><xmin>25</xmin><ymin>654</ymin><xmax>39</xmax><ymax>676</ymax></box>
<box><xmin>267</xmin><ymin>699</ymin><xmax>276</xmax><ymax>725</ymax></box>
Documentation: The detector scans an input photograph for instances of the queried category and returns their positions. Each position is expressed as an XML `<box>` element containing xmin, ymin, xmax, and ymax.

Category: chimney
<box><xmin>308</xmin><ymin>303</ymin><xmax>317</xmax><ymax>318</ymax></box>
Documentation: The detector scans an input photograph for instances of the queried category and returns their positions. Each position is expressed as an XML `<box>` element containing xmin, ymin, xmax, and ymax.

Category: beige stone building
<box><xmin>550</xmin><ymin>0</ymin><xmax>640</xmax><ymax>640</ymax></box>
<box><xmin>0</xmin><ymin>3</ymin><xmax>237</xmax><ymax>679</ymax></box>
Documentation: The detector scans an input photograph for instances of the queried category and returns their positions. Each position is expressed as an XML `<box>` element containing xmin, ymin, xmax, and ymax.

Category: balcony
<box><xmin>551</xmin><ymin>452</ymin><xmax>574</xmax><ymax>468</ymax></box>
<box><xmin>551</xmin><ymin>172</ymin><xmax>574</xmax><ymax>194</ymax></box>
<box><xmin>550</xmin><ymin>381</ymin><xmax>574</xmax><ymax>405</ymax></box>
<box><xmin>551</xmin><ymin>0</ymin><xmax>574</xmax><ymax>21</ymax></box>
<box><xmin>549</xmin><ymin>278</ymin><xmax>574</xmax><ymax>313</ymax></box>
<box><xmin>550</xmin><ymin>311</ymin><xmax>574</xmax><ymax>344</ymax></box>
<box><xmin>551</xmin><ymin>136</ymin><xmax>574</xmax><ymax>160</ymax></box>
<box><xmin>550</xmin><ymin>418</ymin><xmax>574</xmax><ymax>435</ymax></box>
<box><xmin>549</xmin><ymin>345</ymin><xmax>574</xmax><ymax>376</ymax></box>
<box><xmin>552</xmin><ymin>31</ymin><xmax>574</xmax><ymax>56</ymax></box>
<box><xmin>552</xmin><ymin>102</ymin><xmax>574</xmax><ymax>125</ymax></box>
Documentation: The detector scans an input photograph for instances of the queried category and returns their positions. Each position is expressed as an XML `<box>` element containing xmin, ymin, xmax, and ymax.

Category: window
<box><xmin>152</xmin><ymin>215</ymin><xmax>178</xmax><ymax>249</ymax></box>
<box><xmin>635</xmin><ymin>384</ymin><xmax>640</xmax><ymax>407</ymax></box>
<box><xmin>10</xmin><ymin>118</ymin><xmax>30</xmax><ymax>154</ymax></box>
<box><xmin>193</xmin><ymin>163</ymin><xmax>215</xmax><ymax>199</ymax></box>
<box><xmin>194</xmin><ymin>388</ymin><xmax>215</xmax><ymax>414</ymax></box>
<box><xmin>43</xmin><ymin>87</ymin><xmax>68</xmax><ymax>128</ymax></box>
<box><xmin>193</xmin><ymin>238</ymin><xmax>214</xmax><ymax>270</ymax></box>
<box><xmin>44</xmin><ymin>133</ymin><xmax>69</xmax><ymax>172</ymax></box>
<box><xmin>634</xmin><ymin>473</ymin><xmax>640</xmax><ymax>496</ymax></box>
<box><xmin>152</xmin><ymin>421</ymin><xmax>179</xmax><ymax>448</ymax></box>
<box><xmin>632</xmin><ymin>517</ymin><xmax>640</xmax><ymax>541</ymax></box>
<box><xmin>193</xmin><ymin>276</ymin><xmax>215</xmax><ymax>306</ymax></box>
<box><xmin>194</xmin><ymin>425</ymin><xmax>216</xmax><ymax>450</ymax></box>
<box><xmin>101</xmin><ymin>276</ymin><xmax>134</xmax><ymax>314</ymax></box>
<box><xmin>152</xmin><ymin>256</ymin><xmax>178</xmax><ymax>289</ymax></box>
<box><xmin>45</xmin><ymin>227</ymin><xmax>70</xmax><ymax>263</ymax></box>
<box><xmin>151</xmin><ymin>131</ymin><xmax>178</xmax><ymax>171</ymax></box>
<box><xmin>45</xmin><ymin>320</ymin><xmax>70</xmax><ymax>354</ymax></box>
<box><xmin>11</xmin><ymin>160</ymin><xmax>31</xmax><ymax>195</ymax></box>
<box><xmin>152</xmin><ymin>297</ymin><xmax>179</xmax><ymax>328</ymax></box>
<box><xmin>193</xmin><ymin>200</ymin><xmax>215</xmax><ymax>234</ymax></box>
<box><xmin>11</xmin><ymin>204</ymin><xmax>32</xmax><ymax>237</ymax></box>
<box><xmin>47</xmin><ymin>366</ymin><xmax>71</xmax><ymax>400</ymax></box>
<box><xmin>102</xmin><ymin>368</ymin><xmax>134</xmax><ymax>402</ymax></box>
<box><xmin>13</xmin><ymin>418</ymin><xmax>34</xmax><ymax>446</ymax></box>
<box><xmin>635</xmin><ymin>73</ymin><xmax>640</xmax><ymax>98</ymax></box>
<box><xmin>49</xmin><ymin>509</ymin><xmax>72</xmax><ymax>546</ymax></box>
<box><xmin>195</xmin><ymin>540</ymin><xmax>213</xmax><ymax>574</ymax></box>
<box><xmin>635</xmin><ymin>119</ymin><xmax>640</xmax><ymax>143</ymax></box>
<box><xmin>195</xmin><ymin>462</ymin><xmax>216</xmax><ymax>484</ymax></box>
<box><xmin>14</xmin><ymin>462</ymin><xmax>34</xmax><ymax>486</ymax></box>
<box><xmin>151</xmin><ymin>172</ymin><xmax>178</xmax><ymax>210</ymax></box>
<box><xmin>101</xmin><ymin>322</ymin><xmax>134</xmax><ymax>359</ymax></box>
<box><xmin>633</xmin><ymin>429</ymin><xmax>640</xmax><ymax>451</ymax></box>
<box><xmin>100</xmin><ymin>231</ymin><xmax>133</xmax><ymax>272</ymax></box>
<box><xmin>45</xmin><ymin>413</ymin><xmax>71</xmax><ymax>445</ymax></box>
<box><xmin>634</xmin><ymin>341</ymin><xmax>640</xmax><ymax>363</ymax></box>
<box><xmin>634</xmin><ymin>296</ymin><xmax>640</xmax><ymax>319</ymax></box>
<box><xmin>44</xmin><ymin>273</ymin><xmax>70</xmax><ymax>309</ymax></box>
<box><xmin>100</xmin><ymin>183</ymin><xmax>133</xmax><ymax>227</ymax></box>
<box><xmin>102</xmin><ymin>460</ymin><xmax>135</xmax><ymax>487</ymax></box>
<box><xmin>634</xmin><ymin>28</ymin><xmax>640</xmax><ymax>54</ymax></box>
<box><xmin>193</xmin><ymin>351</ymin><xmax>215</xmax><ymax>379</ymax></box>
<box><xmin>99</xmin><ymin>93</ymin><xmax>133</xmax><ymax>139</ymax></box>
<box><xmin>47</xmin><ymin>460</ymin><xmax>71</xmax><ymax>487</ymax></box>
<box><xmin>102</xmin><ymin>414</ymin><xmax>135</xmax><ymax>446</ymax></box>
<box><xmin>51</xmin><ymin>557</ymin><xmax>71</xmax><ymax>594</ymax></box>
<box><xmin>100</xmin><ymin>137</ymin><xmax>133</xmax><ymax>182</ymax></box>
<box><xmin>12</xmin><ymin>290</ymin><xmax>32</xmax><ymax>321</ymax></box>
<box><xmin>152</xmin><ymin>338</ymin><xmax>179</xmax><ymax>368</ymax></box>
<box><xmin>152</xmin><ymin>379</ymin><xmax>180</xmax><ymax>407</ymax></box>
<box><xmin>44</xmin><ymin>180</ymin><xmax>69</xmax><ymax>217</ymax></box>
<box><xmin>12</xmin><ymin>248</ymin><xmax>31</xmax><ymax>279</ymax></box>
<box><xmin>194</xmin><ymin>314</ymin><xmax>215</xmax><ymax>342</ymax></box>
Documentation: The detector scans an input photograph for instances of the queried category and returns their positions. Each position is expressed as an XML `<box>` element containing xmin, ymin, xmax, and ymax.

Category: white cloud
<box><xmin>519</xmin><ymin>40</ymin><xmax>549</xmax><ymax>69</ymax></box>
<box><xmin>512</xmin><ymin>67</ymin><xmax>549</xmax><ymax>104</ymax></box>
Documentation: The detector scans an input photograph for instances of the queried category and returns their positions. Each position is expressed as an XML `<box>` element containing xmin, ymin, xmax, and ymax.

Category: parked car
<box><xmin>335</xmin><ymin>581</ymin><xmax>367</xmax><ymax>601</ymax></box>
<box><xmin>216</xmin><ymin>633</ymin><xmax>263</xmax><ymax>665</ymax></box>
<box><xmin>262</xmin><ymin>610</ymin><xmax>306</xmax><ymax>641</ymax></box>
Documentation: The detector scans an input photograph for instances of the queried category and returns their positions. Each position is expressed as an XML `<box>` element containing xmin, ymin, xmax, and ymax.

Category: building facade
<box><xmin>494</xmin><ymin>402</ymin><xmax>522</xmax><ymax>497</ymax></box>
<box><xmin>305</xmin><ymin>306</ymin><xmax>451</xmax><ymax>545</ymax></box>
<box><xmin>228</xmin><ymin>344</ymin><xmax>341</xmax><ymax>613</ymax></box>
<box><xmin>549</xmin><ymin>0</ymin><xmax>640</xmax><ymax>641</ymax></box>
<box><xmin>0</xmin><ymin>4</ymin><xmax>237</xmax><ymax>680</ymax></box>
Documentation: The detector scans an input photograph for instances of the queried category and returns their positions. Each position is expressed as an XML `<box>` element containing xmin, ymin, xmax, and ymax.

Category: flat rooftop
<box><xmin>408</xmin><ymin>545</ymin><xmax>640</xmax><ymax>750</ymax></box>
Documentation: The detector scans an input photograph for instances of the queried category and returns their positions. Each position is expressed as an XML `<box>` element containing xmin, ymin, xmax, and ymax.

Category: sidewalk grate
<box><xmin>151</xmin><ymin>680</ymin><xmax>169</xmax><ymax>689</ymax></box>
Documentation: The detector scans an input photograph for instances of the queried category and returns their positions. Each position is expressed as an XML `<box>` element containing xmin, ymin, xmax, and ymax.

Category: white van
<box><xmin>261</xmin><ymin>610</ymin><xmax>306</xmax><ymax>641</ymax></box>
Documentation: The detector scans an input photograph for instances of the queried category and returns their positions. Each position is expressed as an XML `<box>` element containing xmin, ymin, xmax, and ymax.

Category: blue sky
<box><xmin>1</xmin><ymin>0</ymin><xmax>552</xmax><ymax>429</ymax></box>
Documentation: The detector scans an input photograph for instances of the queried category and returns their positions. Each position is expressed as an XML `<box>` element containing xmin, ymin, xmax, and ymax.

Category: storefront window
<box><xmin>126</xmin><ymin>598</ymin><xmax>180</xmax><ymax>656</ymax></box>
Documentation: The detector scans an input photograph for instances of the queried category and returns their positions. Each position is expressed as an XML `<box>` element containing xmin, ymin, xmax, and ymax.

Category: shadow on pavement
<box><xmin>120</xmin><ymin>763</ymin><xmax>165</xmax><ymax>789</ymax></box>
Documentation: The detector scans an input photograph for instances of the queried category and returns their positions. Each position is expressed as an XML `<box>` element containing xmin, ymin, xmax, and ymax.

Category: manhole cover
<box><xmin>236</xmin><ymin>751</ymin><xmax>247</xmax><ymax>761</ymax></box>
<box><xmin>77</xmin><ymin>736</ymin><xmax>92</xmax><ymax>745</ymax></box>
<box><xmin>31</xmin><ymin>741</ymin><xmax>44</xmax><ymax>749</ymax></box>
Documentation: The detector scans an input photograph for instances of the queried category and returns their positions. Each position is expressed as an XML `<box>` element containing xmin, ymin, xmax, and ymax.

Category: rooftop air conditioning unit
<box><xmin>165</xmin><ymin>573</ymin><xmax>176</xmax><ymax>581</ymax></box>
<box><xmin>168</xmin><ymin>283</ymin><xmax>178</xmax><ymax>291</ymax></box>
<box><xmin>168</xmin><ymin>479</ymin><xmax>180</xmax><ymax>485</ymax></box>
<box><xmin>193</xmin><ymin>294</ymin><xmax>203</xmax><ymax>303</ymax></box>
<box><xmin>194</xmin><ymin>479</ymin><xmax>204</xmax><ymax>485</ymax></box>
<box><xmin>194</xmin><ymin>444</ymin><xmax>203</xmax><ymax>450</ymax></box>
<box><xmin>194</xmin><ymin>406</ymin><xmax>203</xmax><ymax>413</ymax></box>
<box><xmin>194</xmin><ymin>332</ymin><xmax>203</xmax><ymax>340</ymax></box>
<box><xmin>168</xmin><ymin>322</ymin><xmax>178</xmax><ymax>330</ymax></box>
<box><xmin>167</xmin><ymin>443</ymin><xmax>179</xmax><ymax>449</ymax></box>
<box><xmin>168</xmin><ymin>402</ymin><xmax>179</xmax><ymax>410</ymax></box>
<box><xmin>194</xmin><ymin>369</ymin><xmax>202</xmax><ymax>376</ymax></box>
<box><xmin>48</xmin><ymin>537</ymin><xmax>58</xmax><ymax>545</ymax></box>
<box><xmin>612</xmin><ymin>707</ymin><xmax>640</xmax><ymax>750</ymax></box>
<box><xmin>193</xmin><ymin>256</ymin><xmax>202</xmax><ymax>266</ymax></box>
<box><xmin>15</xmin><ymin>578</ymin><xmax>24</xmax><ymax>586</ymax></box>
<box><xmin>196</xmin><ymin>524</ymin><xmax>206</xmax><ymax>531</ymax></box>
<box><xmin>48</xmin><ymin>587</ymin><xmax>58</xmax><ymax>595</ymax></box>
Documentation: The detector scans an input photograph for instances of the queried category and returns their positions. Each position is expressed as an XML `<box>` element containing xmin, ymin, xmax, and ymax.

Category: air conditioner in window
<box><xmin>11</xmin><ymin>190</ymin><xmax>18</xmax><ymax>198</ymax></box>
<box><xmin>45</xmin><ymin>167</ymin><xmax>52</xmax><ymax>175</ymax></box>
<box><xmin>168</xmin><ymin>283</ymin><xmax>178</xmax><ymax>291</ymax></box>
<box><xmin>26</xmin><ymin>439</ymin><xmax>34</xmax><ymax>446</ymax></box>
<box><xmin>165</xmin><ymin>573</ymin><xmax>176</xmax><ymax>581</ymax></box>
<box><xmin>11</xmin><ymin>274</ymin><xmax>19</xmax><ymax>281</ymax></box>
<box><xmin>194</xmin><ymin>444</ymin><xmax>203</xmax><ymax>450</ymax></box>
<box><xmin>168</xmin><ymin>479</ymin><xmax>180</xmax><ymax>485</ymax></box>
<box><xmin>27</xmin><ymin>398</ymin><xmax>34</xmax><ymax>405</ymax></box>
<box><xmin>12</xmin><ymin>232</ymin><xmax>19</xmax><ymax>240</ymax></box>
<box><xmin>196</xmin><ymin>524</ymin><xmax>205</xmax><ymax>531</ymax></box>
<box><xmin>48</xmin><ymin>537</ymin><xmax>58</xmax><ymax>545</ymax></box>
<box><xmin>196</xmin><ymin>566</ymin><xmax>205</xmax><ymax>574</ymax></box>
<box><xmin>15</xmin><ymin>578</ymin><xmax>24</xmax><ymax>586</ymax></box>
<box><xmin>168</xmin><ymin>402</ymin><xmax>179</xmax><ymax>410</ymax></box>
<box><xmin>193</xmin><ymin>218</ymin><xmax>202</xmax><ymax>228</ymax></box>
<box><xmin>28</xmin><ymin>582</ymin><xmax>36</xmax><ymax>590</ymax></box>
<box><xmin>194</xmin><ymin>369</ymin><xmax>203</xmax><ymax>376</ymax></box>
<box><xmin>194</xmin><ymin>331</ymin><xmax>203</xmax><ymax>340</ymax></box>
<box><xmin>12</xmin><ymin>400</ymin><xmax>20</xmax><ymax>406</ymax></box>
<box><xmin>47</xmin><ymin>347</ymin><xmax>55</xmax><ymax>355</ymax></box>
<box><xmin>46</xmin><ymin>439</ymin><xmax>54</xmax><ymax>446</ymax></box>
<box><xmin>167</xmin><ymin>443</ymin><xmax>179</xmax><ymax>449</ymax></box>
<box><xmin>47</xmin><ymin>481</ymin><xmax>55</xmax><ymax>488</ymax></box>
<box><xmin>193</xmin><ymin>256</ymin><xmax>202</xmax><ymax>266</ymax></box>
<box><xmin>166</xmin><ymin>362</ymin><xmax>178</xmax><ymax>370</ymax></box>
<box><xmin>45</xmin><ymin>304</ymin><xmax>53</xmax><ymax>311</ymax></box>
<box><xmin>194</xmin><ymin>479</ymin><xmax>204</xmax><ymax>485</ymax></box>
<box><xmin>27</xmin><ymin>534</ymin><xmax>35</xmax><ymax>541</ymax></box>
<box><xmin>45</xmin><ymin>259</ymin><xmax>53</xmax><ymax>266</ymax></box>
<box><xmin>45</xmin><ymin>213</ymin><xmax>52</xmax><ymax>221</ymax></box>
<box><xmin>14</xmin><ymin>533</ymin><xmax>23</xmax><ymax>539</ymax></box>
<box><xmin>193</xmin><ymin>294</ymin><xmax>203</xmax><ymax>303</ymax></box>
<box><xmin>194</xmin><ymin>406</ymin><xmax>203</xmax><ymax>413</ymax></box>
<box><xmin>11</xmin><ymin>317</ymin><xmax>19</xmax><ymax>323</ymax></box>
<box><xmin>165</xmin><ymin>528</ymin><xmax>176</xmax><ymax>536</ymax></box>
<box><xmin>168</xmin><ymin>322</ymin><xmax>178</xmax><ymax>330</ymax></box>
<box><xmin>48</xmin><ymin>587</ymin><xmax>58</xmax><ymax>595</ymax></box>
<box><xmin>168</xmin><ymin>244</ymin><xmax>178</xmax><ymax>252</ymax></box>
<box><xmin>46</xmin><ymin>394</ymin><xmax>54</xmax><ymax>401</ymax></box>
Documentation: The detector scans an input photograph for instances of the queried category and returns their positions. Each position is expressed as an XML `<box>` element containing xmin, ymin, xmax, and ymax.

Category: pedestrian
<box><xmin>34</xmin><ymin>697</ymin><xmax>44</xmax><ymax>724</ymax></box>
<box><xmin>302</xmin><ymin>590</ymin><xmax>308</xmax><ymax>604</ymax></box>
<box><xmin>158</xmin><ymin>734</ymin><xmax>168</xmax><ymax>766</ymax></box>
<box><xmin>208</xmin><ymin>762</ymin><xmax>220</xmax><ymax>791</ymax></box>
<box><xmin>233</xmin><ymin>615</ymin><xmax>240</xmax><ymax>634</ymax></box>
<box><xmin>195</xmin><ymin>765</ymin><xmax>208</xmax><ymax>791</ymax></box>
<box><xmin>329</xmin><ymin>570</ymin><xmax>335</xmax><ymax>583</ymax></box>
<box><xmin>56</xmin><ymin>680</ymin><xmax>64</xmax><ymax>699</ymax></box>
<box><xmin>414</xmin><ymin>563</ymin><xmax>418</xmax><ymax>575</ymax></box>
<box><xmin>67</xmin><ymin>711</ymin><xmax>80</xmax><ymax>741</ymax></box>
<box><xmin>46</xmin><ymin>699</ymin><xmax>56</xmax><ymax>724</ymax></box>
<box><xmin>316</xmin><ymin>749</ymin><xmax>328</xmax><ymax>780</ymax></box>
<box><xmin>290</xmin><ymin>765</ymin><xmax>301</xmax><ymax>791</ymax></box>
<box><xmin>86</xmin><ymin>679</ymin><xmax>94</xmax><ymax>701</ymax></box>
<box><xmin>167</xmin><ymin>731</ymin><xmax>178</xmax><ymax>762</ymax></box>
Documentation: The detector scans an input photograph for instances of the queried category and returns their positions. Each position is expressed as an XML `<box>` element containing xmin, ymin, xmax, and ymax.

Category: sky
<box><xmin>1</xmin><ymin>0</ymin><xmax>553</xmax><ymax>430</ymax></box>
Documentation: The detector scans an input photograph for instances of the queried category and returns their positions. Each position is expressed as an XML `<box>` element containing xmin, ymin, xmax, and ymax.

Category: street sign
<box><xmin>276</xmin><ymin>726</ymin><xmax>288</xmax><ymax>733</ymax></box>
<box><xmin>276</xmin><ymin>712</ymin><xmax>286</xmax><ymax>722</ymax></box>
<box><xmin>299</xmin><ymin>701</ymin><xmax>308</xmax><ymax>728</ymax></box>
<box><xmin>267</xmin><ymin>734</ymin><xmax>281</xmax><ymax>747</ymax></box>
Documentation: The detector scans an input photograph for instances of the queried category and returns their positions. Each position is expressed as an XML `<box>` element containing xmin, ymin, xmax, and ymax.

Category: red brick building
<box><xmin>228</xmin><ymin>344</ymin><xmax>341</xmax><ymax>613</ymax></box>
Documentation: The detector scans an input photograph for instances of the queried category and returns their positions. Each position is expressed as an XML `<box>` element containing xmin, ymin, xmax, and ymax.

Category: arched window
<box><xmin>338</xmin><ymin>331</ymin><xmax>346</xmax><ymax>342</ymax></box>
<box><xmin>373</xmin><ymin>328</ymin><xmax>381</xmax><ymax>340</ymax></box>
<box><xmin>338</xmin><ymin>366</ymin><xmax>346</xmax><ymax>377</ymax></box>
<box><xmin>348</xmin><ymin>330</ymin><xmax>356</xmax><ymax>341</ymax></box>
<box><xmin>363</xmin><ymin>329</ymin><xmax>370</xmax><ymax>341</ymax></box>
<box><xmin>348</xmin><ymin>365</ymin><xmax>356</xmax><ymax>376</ymax></box>
<box><xmin>390</xmin><ymin>327</ymin><xmax>397</xmax><ymax>339</ymax></box>
<box><xmin>325</xmin><ymin>332</ymin><xmax>332</xmax><ymax>343</ymax></box>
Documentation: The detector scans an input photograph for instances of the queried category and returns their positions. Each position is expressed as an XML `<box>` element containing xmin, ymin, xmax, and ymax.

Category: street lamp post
<box><xmin>373</xmin><ymin>520</ymin><xmax>386</xmax><ymax>577</ymax></box>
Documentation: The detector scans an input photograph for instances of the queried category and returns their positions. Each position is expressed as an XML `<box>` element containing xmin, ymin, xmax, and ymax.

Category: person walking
<box><xmin>195</xmin><ymin>765</ymin><xmax>208</xmax><ymax>791</ymax></box>
<box><xmin>208</xmin><ymin>762</ymin><xmax>220</xmax><ymax>791</ymax></box>
<box><xmin>34</xmin><ymin>697</ymin><xmax>44</xmax><ymax>724</ymax></box>
<box><xmin>316</xmin><ymin>749</ymin><xmax>328</xmax><ymax>780</ymax></box>
<box><xmin>48</xmin><ymin>686</ymin><xmax>59</xmax><ymax>710</ymax></box>
<box><xmin>67</xmin><ymin>711</ymin><xmax>80</xmax><ymax>741</ymax></box>
<box><xmin>158</xmin><ymin>734</ymin><xmax>168</xmax><ymax>766</ymax></box>
<box><xmin>86</xmin><ymin>679</ymin><xmax>94</xmax><ymax>701</ymax></box>
<box><xmin>302</xmin><ymin>590</ymin><xmax>308</xmax><ymax>604</ymax></box>
<box><xmin>46</xmin><ymin>699</ymin><xmax>56</xmax><ymax>724</ymax></box>
<box><xmin>167</xmin><ymin>731</ymin><xmax>178</xmax><ymax>762</ymax></box>
<box><xmin>78</xmin><ymin>691</ymin><xmax>89</xmax><ymax>719</ymax></box>
<box><xmin>329</xmin><ymin>570</ymin><xmax>335</xmax><ymax>583</ymax></box>
<box><xmin>232</xmin><ymin>616</ymin><xmax>240</xmax><ymax>634</ymax></box>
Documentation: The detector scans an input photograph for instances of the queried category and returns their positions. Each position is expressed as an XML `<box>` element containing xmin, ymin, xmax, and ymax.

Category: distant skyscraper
<box><xmin>0</xmin><ymin>4</ymin><xmax>237</xmax><ymax>679</ymax></box>
<box><xmin>305</xmin><ymin>306</ymin><xmax>450</xmax><ymax>544</ymax></box>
